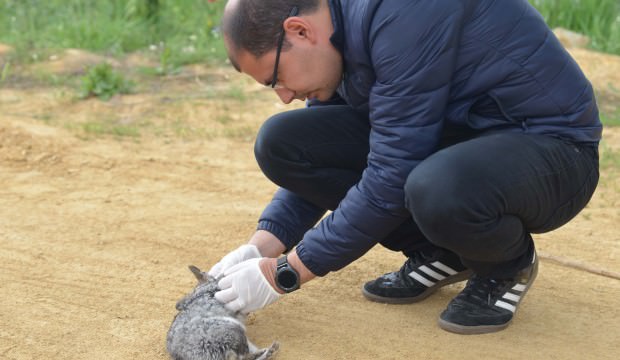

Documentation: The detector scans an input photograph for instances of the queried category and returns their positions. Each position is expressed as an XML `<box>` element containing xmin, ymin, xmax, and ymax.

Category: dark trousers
<box><xmin>254</xmin><ymin>105</ymin><xmax>599</xmax><ymax>277</ymax></box>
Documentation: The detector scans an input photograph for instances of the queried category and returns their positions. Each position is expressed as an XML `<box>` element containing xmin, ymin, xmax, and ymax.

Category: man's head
<box><xmin>223</xmin><ymin>0</ymin><xmax>343</xmax><ymax>104</ymax></box>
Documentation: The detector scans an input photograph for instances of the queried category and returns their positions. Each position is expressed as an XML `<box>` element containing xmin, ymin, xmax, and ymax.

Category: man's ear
<box><xmin>283</xmin><ymin>17</ymin><xmax>316</xmax><ymax>43</ymax></box>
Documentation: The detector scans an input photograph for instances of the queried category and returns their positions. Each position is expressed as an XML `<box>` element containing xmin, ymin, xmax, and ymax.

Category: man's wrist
<box><xmin>249</xmin><ymin>230</ymin><xmax>286</xmax><ymax>258</ymax></box>
<box><xmin>259</xmin><ymin>258</ymin><xmax>285</xmax><ymax>294</ymax></box>
<box><xmin>287</xmin><ymin>250</ymin><xmax>316</xmax><ymax>284</ymax></box>
<box><xmin>258</xmin><ymin>250</ymin><xmax>317</xmax><ymax>295</ymax></box>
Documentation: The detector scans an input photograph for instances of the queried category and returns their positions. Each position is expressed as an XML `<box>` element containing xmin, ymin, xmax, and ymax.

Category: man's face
<box><xmin>227</xmin><ymin>9</ymin><xmax>344</xmax><ymax>104</ymax></box>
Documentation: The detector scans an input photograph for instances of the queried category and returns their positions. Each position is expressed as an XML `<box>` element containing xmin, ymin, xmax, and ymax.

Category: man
<box><xmin>209</xmin><ymin>0</ymin><xmax>601</xmax><ymax>334</ymax></box>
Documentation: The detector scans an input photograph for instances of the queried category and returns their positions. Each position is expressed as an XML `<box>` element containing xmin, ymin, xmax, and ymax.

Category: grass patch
<box><xmin>80</xmin><ymin>63</ymin><xmax>134</xmax><ymax>100</ymax></box>
<box><xmin>530</xmin><ymin>0</ymin><xmax>620</xmax><ymax>55</ymax></box>
<box><xmin>33</xmin><ymin>71</ymin><xmax>76</xmax><ymax>88</ymax></box>
<box><xmin>600</xmin><ymin>142</ymin><xmax>620</xmax><ymax>170</ymax></box>
<box><xmin>222</xmin><ymin>126</ymin><xmax>255</xmax><ymax>141</ymax></box>
<box><xmin>215</xmin><ymin>114</ymin><xmax>233</xmax><ymax>125</ymax></box>
<box><xmin>601</xmin><ymin>112</ymin><xmax>620</xmax><ymax>127</ymax></box>
<box><xmin>223</xmin><ymin>85</ymin><xmax>247</xmax><ymax>102</ymax></box>
<box><xmin>32</xmin><ymin>114</ymin><xmax>54</xmax><ymax>124</ymax></box>
<box><xmin>76</xmin><ymin>120</ymin><xmax>142</xmax><ymax>138</ymax></box>
<box><xmin>80</xmin><ymin>121</ymin><xmax>140</xmax><ymax>138</ymax></box>
<box><xmin>0</xmin><ymin>0</ymin><xmax>227</xmax><ymax>66</ymax></box>
<box><xmin>171</xmin><ymin>120</ymin><xmax>215</xmax><ymax>140</ymax></box>
<box><xmin>0</xmin><ymin>61</ymin><xmax>10</xmax><ymax>84</ymax></box>
<box><xmin>0</xmin><ymin>1</ymin><xmax>618</xmax><ymax>63</ymax></box>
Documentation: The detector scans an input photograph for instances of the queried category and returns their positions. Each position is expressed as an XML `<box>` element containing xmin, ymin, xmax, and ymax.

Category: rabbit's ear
<box><xmin>188</xmin><ymin>265</ymin><xmax>206</xmax><ymax>282</ymax></box>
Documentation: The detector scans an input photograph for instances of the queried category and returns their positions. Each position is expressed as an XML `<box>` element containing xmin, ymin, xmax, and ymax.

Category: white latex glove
<box><xmin>215</xmin><ymin>258</ymin><xmax>281</xmax><ymax>314</ymax></box>
<box><xmin>208</xmin><ymin>244</ymin><xmax>262</xmax><ymax>278</ymax></box>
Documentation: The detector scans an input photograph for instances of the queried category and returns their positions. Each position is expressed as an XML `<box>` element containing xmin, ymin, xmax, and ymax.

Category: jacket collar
<box><xmin>328</xmin><ymin>0</ymin><xmax>345</xmax><ymax>53</ymax></box>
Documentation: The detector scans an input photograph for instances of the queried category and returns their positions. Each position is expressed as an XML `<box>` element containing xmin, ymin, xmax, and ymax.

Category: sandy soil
<box><xmin>1</xmin><ymin>46</ymin><xmax>619</xmax><ymax>360</ymax></box>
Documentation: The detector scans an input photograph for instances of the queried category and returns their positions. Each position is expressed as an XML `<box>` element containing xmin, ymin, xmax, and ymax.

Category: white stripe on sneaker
<box><xmin>495</xmin><ymin>300</ymin><xmax>517</xmax><ymax>313</ymax></box>
<box><xmin>430</xmin><ymin>261</ymin><xmax>458</xmax><ymax>275</ymax></box>
<box><xmin>512</xmin><ymin>283</ymin><xmax>526</xmax><ymax>292</ymax></box>
<box><xmin>419</xmin><ymin>265</ymin><xmax>447</xmax><ymax>281</ymax></box>
<box><xmin>408</xmin><ymin>271</ymin><xmax>436</xmax><ymax>287</ymax></box>
<box><xmin>502</xmin><ymin>292</ymin><xmax>521</xmax><ymax>302</ymax></box>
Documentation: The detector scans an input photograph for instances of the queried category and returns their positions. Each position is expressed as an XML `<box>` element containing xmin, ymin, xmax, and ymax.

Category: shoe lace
<box><xmin>399</xmin><ymin>251</ymin><xmax>431</xmax><ymax>277</ymax></box>
<box><xmin>460</xmin><ymin>275</ymin><xmax>510</xmax><ymax>305</ymax></box>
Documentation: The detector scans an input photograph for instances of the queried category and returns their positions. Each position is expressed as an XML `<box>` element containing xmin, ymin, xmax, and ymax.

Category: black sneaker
<box><xmin>362</xmin><ymin>249</ymin><xmax>472</xmax><ymax>304</ymax></box>
<box><xmin>438</xmin><ymin>251</ymin><xmax>539</xmax><ymax>334</ymax></box>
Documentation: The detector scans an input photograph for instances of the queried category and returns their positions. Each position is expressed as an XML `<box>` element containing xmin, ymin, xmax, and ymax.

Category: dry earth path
<box><xmin>0</xmin><ymin>46</ymin><xmax>619</xmax><ymax>360</ymax></box>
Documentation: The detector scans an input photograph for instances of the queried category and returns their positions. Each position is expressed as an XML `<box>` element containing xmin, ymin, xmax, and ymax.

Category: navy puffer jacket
<box><xmin>258</xmin><ymin>0</ymin><xmax>602</xmax><ymax>276</ymax></box>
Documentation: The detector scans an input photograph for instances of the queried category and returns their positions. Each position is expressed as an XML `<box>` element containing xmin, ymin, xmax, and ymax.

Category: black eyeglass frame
<box><xmin>271</xmin><ymin>6</ymin><xmax>300</xmax><ymax>88</ymax></box>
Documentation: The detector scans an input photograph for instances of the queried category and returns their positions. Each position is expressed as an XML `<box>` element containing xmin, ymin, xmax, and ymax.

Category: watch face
<box><xmin>277</xmin><ymin>269</ymin><xmax>298</xmax><ymax>289</ymax></box>
<box><xmin>276</xmin><ymin>257</ymin><xmax>300</xmax><ymax>292</ymax></box>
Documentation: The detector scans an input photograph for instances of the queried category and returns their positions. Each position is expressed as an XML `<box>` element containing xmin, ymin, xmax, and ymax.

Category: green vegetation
<box><xmin>79</xmin><ymin>121</ymin><xmax>141</xmax><ymax>138</ymax></box>
<box><xmin>0</xmin><ymin>0</ymin><xmax>618</xmax><ymax>144</ymax></box>
<box><xmin>601</xmin><ymin>112</ymin><xmax>620</xmax><ymax>127</ymax></box>
<box><xmin>0</xmin><ymin>0</ymin><xmax>227</xmax><ymax>66</ymax></box>
<box><xmin>65</xmin><ymin>116</ymin><xmax>151</xmax><ymax>139</ymax></box>
<box><xmin>600</xmin><ymin>142</ymin><xmax>620</xmax><ymax>170</ymax></box>
<box><xmin>0</xmin><ymin>61</ymin><xmax>10</xmax><ymax>83</ymax></box>
<box><xmin>224</xmin><ymin>85</ymin><xmax>247</xmax><ymax>102</ymax></box>
<box><xmin>1</xmin><ymin>0</ymin><xmax>616</xmax><ymax>64</ymax></box>
<box><xmin>530</xmin><ymin>0</ymin><xmax>620</xmax><ymax>55</ymax></box>
<box><xmin>80</xmin><ymin>63</ymin><xmax>134</xmax><ymax>100</ymax></box>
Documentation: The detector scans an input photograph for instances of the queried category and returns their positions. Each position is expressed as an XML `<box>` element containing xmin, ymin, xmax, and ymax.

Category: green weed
<box><xmin>529</xmin><ymin>0</ymin><xmax>620</xmax><ymax>55</ymax></box>
<box><xmin>80</xmin><ymin>63</ymin><xmax>134</xmax><ymax>100</ymax></box>
<box><xmin>77</xmin><ymin>120</ymin><xmax>141</xmax><ymax>138</ymax></box>
<box><xmin>601</xmin><ymin>112</ymin><xmax>620</xmax><ymax>127</ymax></box>
<box><xmin>223</xmin><ymin>126</ymin><xmax>255</xmax><ymax>141</ymax></box>
<box><xmin>33</xmin><ymin>114</ymin><xmax>53</xmax><ymax>124</ymax></box>
<box><xmin>0</xmin><ymin>61</ymin><xmax>10</xmax><ymax>83</ymax></box>
<box><xmin>600</xmin><ymin>142</ymin><xmax>620</xmax><ymax>170</ymax></box>
<box><xmin>154</xmin><ymin>42</ymin><xmax>181</xmax><ymax>75</ymax></box>
<box><xmin>224</xmin><ymin>85</ymin><xmax>247</xmax><ymax>102</ymax></box>
<box><xmin>215</xmin><ymin>115</ymin><xmax>233</xmax><ymax>125</ymax></box>
<box><xmin>171</xmin><ymin>121</ymin><xmax>214</xmax><ymax>139</ymax></box>
<box><xmin>0</xmin><ymin>1</ymin><xmax>617</xmax><ymax>67</ymax></box>
<box><xmin>0</xmin><ymin>0</ymin><xmax>227</xmax><ymax>66</ymax></box>
<box><xmin>33</xmin><ymin>71</ymin><xmax>74</xmax><ymax>88</ymax></box>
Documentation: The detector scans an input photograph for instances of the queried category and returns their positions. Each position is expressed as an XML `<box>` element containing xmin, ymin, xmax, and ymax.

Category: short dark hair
<box><xmin>223</xmin><ymin>0</ymin><xmax>320</xmax><ymax>58</ymax></box>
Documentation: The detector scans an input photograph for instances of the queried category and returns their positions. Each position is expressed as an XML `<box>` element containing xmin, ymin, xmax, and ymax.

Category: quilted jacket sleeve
<box><xmin>257</xmin><ymin>187</ymin><xmax>326</xmax><ymax>252</ymax></box>
<box><xmin>296</xmin><ymin>1</ymin><xmax>467</xmax><ymax>276</ymax></box>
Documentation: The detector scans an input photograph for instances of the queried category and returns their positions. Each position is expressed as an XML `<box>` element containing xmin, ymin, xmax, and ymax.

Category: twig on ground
<box><xmin>538</xmin><ymin>251</ymin><xmax>620</xmax><ymax>280</ymax></box>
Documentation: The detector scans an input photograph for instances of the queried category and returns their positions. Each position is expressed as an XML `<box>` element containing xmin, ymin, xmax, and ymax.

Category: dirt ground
<box><xmin>1</xmin><ymin>45</ymin><xmax>619</xmax><ymax>360</ymax></box>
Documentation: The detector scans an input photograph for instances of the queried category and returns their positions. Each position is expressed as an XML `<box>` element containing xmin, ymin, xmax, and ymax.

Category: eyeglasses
<box><xmin>270</xmin><ymin>6</ymin><xmax>299</xmax><ymax>88</ymax></box>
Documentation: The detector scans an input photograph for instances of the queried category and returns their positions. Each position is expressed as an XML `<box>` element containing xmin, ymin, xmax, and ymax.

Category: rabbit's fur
<box><xmin>167</xmin><ymin>265</ymin><xmax>279</xmax><ymax>360</ymax></box>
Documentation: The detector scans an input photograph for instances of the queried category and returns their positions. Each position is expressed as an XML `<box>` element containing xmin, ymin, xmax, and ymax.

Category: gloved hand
<box><xmin>208</xmin><ymin>244</ymin><xmax>262</xmax><ymax>278</ymax></box>
<box><xmin>215</xmin><ymin>258</ymin><xmax>281</xmax><ymax>314</ymax></box>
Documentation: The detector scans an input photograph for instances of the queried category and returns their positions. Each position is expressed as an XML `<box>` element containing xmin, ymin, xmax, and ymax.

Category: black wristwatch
<box><xmin>275</xmin><ymin>256</ymin><xmax>300</xmax><ymax>293</ymax></box>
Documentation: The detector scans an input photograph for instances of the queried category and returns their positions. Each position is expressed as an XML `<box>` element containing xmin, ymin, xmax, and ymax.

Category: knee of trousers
<box><xmin>254</xmin><ymin>112</ymin><xmax>301</xmax><ymax>185</ymax></box>
<box><xmin>404</xmin><ymin>165</ymin><xmax>489</xmax><ymax>252</ymax></box>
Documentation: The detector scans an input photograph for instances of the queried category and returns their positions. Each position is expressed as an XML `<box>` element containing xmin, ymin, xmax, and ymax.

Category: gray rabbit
<box><xmin>167</xmin><ymin>265</ymin><xmax>279</xmax><ymax>360</ymax></box>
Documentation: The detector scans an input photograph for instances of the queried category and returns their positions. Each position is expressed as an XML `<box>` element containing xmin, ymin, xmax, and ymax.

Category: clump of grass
<box><xmin>599</xmin><ymin>142</ymin><xmax>620</xmax><ymax>170</ymax></box>
<box><xmin>0</xmin><ymin>61</ymin><xmax>10</xmax><ymax>84</ymax></box>
<box><xmin>223</xmin><ymin>126</ymin><xmax>255</xmax><ymax>141</ymax></box>
<box><xmin>224</xmin><ymin>85</ymin><xmax>247</xmax><ymax>102</ymax></box>
<box><xmin>530</xmin><ymin>0</ymin><xmax>620</xmax><ymax>55</ymax></box>
<box><xmin>72</xmin><ymin>119</ymin><xmax>142</xmax><ymax>139</ymax></box>
<box><xmin>80</xmin><ymin>63</ymin><xmax>134</xmax><ymax>100</ymax></box>
<box><xmin>601</xmin><ymin>112</ymin><xmax>620</xmax><ymax>127</ymax></box>
<box><xmin>215</xmin><ymin>114</ymin><xmax>233</xmax><ymax>125</ymax></box>
<box><xmin>0</xmin><ymin>0</ymin><xmax>227</xmax><ymax>67</ymax></box>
